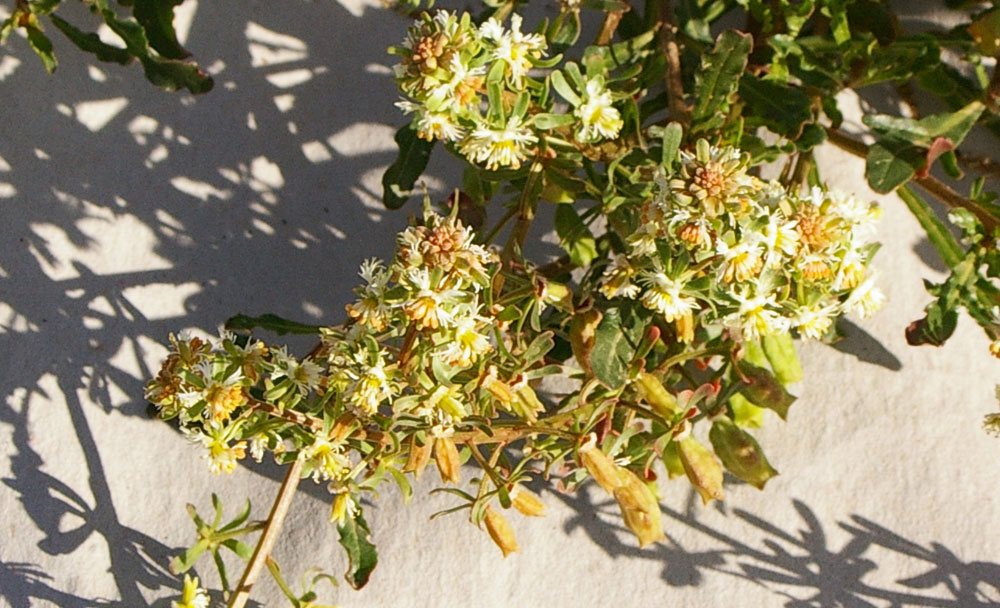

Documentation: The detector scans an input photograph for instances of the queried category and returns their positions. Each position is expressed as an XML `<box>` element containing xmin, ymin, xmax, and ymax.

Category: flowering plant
<box><xmin>10</xmin><ymin>0</ymin><xmax>1000</xmax><ymax>605</ymax></box>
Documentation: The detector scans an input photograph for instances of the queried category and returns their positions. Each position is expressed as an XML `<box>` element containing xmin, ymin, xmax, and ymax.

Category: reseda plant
<box><xmin>13</xmin><ymin>0</ymin><xmax>1000</xmax><ymax>606</ymax></box>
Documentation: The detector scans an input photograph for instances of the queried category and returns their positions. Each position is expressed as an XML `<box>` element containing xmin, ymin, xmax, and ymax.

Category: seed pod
<box><xmin>635</xmin><ymin>372</ymin><xmax>679</xmax><ymax>418</ymax></box>
<box><xmin>708</xmin><ymin>417</ymin><xmax>778</xmax><ymax>490</ymax></box>
<box><xmin>511</xmin><ymin>486</ymin><xmax>546</xmax><ymax>517</ymax></box>
<box><xmin>613</xmin><ymin>469</ymin><xmax>665</xmax><ymax>548</ymax></box>
<box><xmin>434</xmin><ymin>437</ymin><xmax>461</xmax><ymax>484</ymax></box>
<box><xmin>677</xmin><ymin>437</ymin><xmax>724</xmax><ymax>505</ymax></box>
<box><xmin>484</xmin><ymin>506</ymin><xmax>519</xmax><ymax>557</ymax></box>
<box><xmin>578</xmin><ymin>439</ymin><xmax>622</xmax><ymax>494</ymax></box>
<box><xmin>403</xmin><ymin>434</ymin><xmax>432</xmax><ymax>479</ymax></box>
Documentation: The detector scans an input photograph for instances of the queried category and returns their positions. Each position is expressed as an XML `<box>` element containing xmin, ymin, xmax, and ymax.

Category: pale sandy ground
<box><xmin>2</xmin><ymin>1</ymin><xmax>999</xmax><ymax>607</ymax></box>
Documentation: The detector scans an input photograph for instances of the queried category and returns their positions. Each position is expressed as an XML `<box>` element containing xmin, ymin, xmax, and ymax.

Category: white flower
<box><xmin>716</xmin><ymin>239</ymin><xmax>764</xmax><ymax>282</ymax></box>
<box><xmin>791</xmin><ymin>301</ymin><xmax>838</xmax><ymax>340</ymax></box>
<box><xmin>627</xmin><ymin>223</ymin><xmax>659</xmax><ymax>257</ymax></box>
<box><xmin>638</xmin><ymin>270</ymin><xmax>698</xmax><ymax>321</ymax></box>
<box><xmin>481</xmin><ymin>14</ymin><xmax>546</xmax><ymax>87</ymax></box>
<box><xmin>302</xmin><ymin>436</ymin><xmax>351</xmax><ymax>483</ymax></box>
<box><xmin>760</xmin><ymin>211</ymin><xmax>800</xmax><ymax>265</ymax></box>
<box><xmin>459</xmin><ymin>116</ymin><xmax>537</xmax><ymax>170</ymax></box>
<box><xmin>844</xmin><ymin>272</ymin><xmax>885</xmax><ymax>319</ymax></box>
<box><xmin>270</xmin><ymin>346</ymin><xmax>324</xmax><ymax>393</ymax></box>
<box><xmin>599</xmin><ymin>254</ymin><xmax>641</xmax><ymax>299</ymax></box>
<box><xmin>575</xmin><ymin>79</ymin><xmax>622</xmax><ymax>142</ymax></box>
<box><xmin>724</xmin><ymin>292</ymin><xmax>790</xmax><ymax>341</ymax></box>
<box><xmin>440</xmin><ymin>314</ymin><xmax>493</xmax><ymax>367</ymax></box>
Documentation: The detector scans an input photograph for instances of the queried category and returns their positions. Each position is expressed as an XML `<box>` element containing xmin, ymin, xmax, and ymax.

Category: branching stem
<box><xmin>227</xmin><ymin>457</ymin><xmax>303</xmax><ymax>608</ymax></box>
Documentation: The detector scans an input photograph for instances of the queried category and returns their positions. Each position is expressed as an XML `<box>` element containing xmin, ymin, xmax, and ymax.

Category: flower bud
<box><xmin>635</xmin><ymin>372</ymin><xmax>679</xmax><ymax>418</ymax></box>
<box><xmin>484</xmin><ymin>506</ymin><xmax>519</xmax><ymax>557</ymax></box>
<box><xmin>578</xmin><ymin>437</ymin><xmax>622</xmax><ymax>494</ymax></box>
<box><xmin>511</xmin><ymin>486</ymin><xmax>546</xmax><ymax>517</ymax></box>
<box><xmin>403</xmin><ymin>434</ymin><xmax>432</xmax><ymax>479</ymax></box>
<box><xmin>675</xmin><ymin>309</ymin><xmax>695</xmax><ymax>343</ymax></box>
<box><xmin>434</xmin><ymin>437</ymin><xmax>461</xmax><ymax>484</ymax></box>
<box><xmin>613</xmin><ymin>469</ymin><xmax>665</xmax><ymax>548</ymax></box>
<box><xmin>677</xmin><ymin>437</ymin><xmax>724</xmax><ymax>505</ymax></box>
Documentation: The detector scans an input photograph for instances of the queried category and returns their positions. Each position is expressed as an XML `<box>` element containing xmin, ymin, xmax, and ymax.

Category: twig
<box><xmin>658</xmin><ymin>0</ymin><xmax>690</xmax><ymax>126</ymax></box>
<box><xmin>227</xmin><ymin>457</ymin><xmax>304</xmax><ymax>608</ymax></box>
<box><xmin>595</xmin><ymin>8</ymin><xmax>626</xmax><ymax>45</ymax></box>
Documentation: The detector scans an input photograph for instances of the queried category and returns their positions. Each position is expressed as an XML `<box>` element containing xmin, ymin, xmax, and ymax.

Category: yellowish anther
<box><xmin>802</xmin><ymin>260</ymin><xmax>832</xmax><ymax>280</ymax></box>
<box><xmin>484</xmin><ymin>506</ymin><xmax>519</xmax><ymax>557</ymax></box>
<box><xmin>434</xmin><ymin>436</ymin><xmax>461</xmax><ymax>484</ymax></box>
<box><xmin>207</xmin><ymin>385</ymin><xmax>246</xmax><ymax>423</ymax></box>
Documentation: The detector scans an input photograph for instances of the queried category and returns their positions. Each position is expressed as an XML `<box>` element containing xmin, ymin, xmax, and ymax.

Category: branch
<box><xmin>227</xmin><ymin>457</ymin><xmax>304</xmax><ymax>608</ymax></box>
<box><xmin>658</xmin><ymin>0</ymin><xmax>690</xmax><ymax>126</ymax></box>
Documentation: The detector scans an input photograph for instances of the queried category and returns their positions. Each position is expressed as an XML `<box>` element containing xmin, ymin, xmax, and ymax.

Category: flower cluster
<box><xmin>391</xmin><ymin>11</ymin><xmax>623</xmax><ymax>170</ymax></box>
<box><xmin>602</xmin><ymin>141</ymin><xmax>884</xmax><ymax>343</ymax></box>
<box><xmin>146</xmin><ymin>209</ymin><xmax>554</xmax><ymax>481</ymax></box>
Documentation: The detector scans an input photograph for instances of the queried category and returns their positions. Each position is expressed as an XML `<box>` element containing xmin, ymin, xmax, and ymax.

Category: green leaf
<box><xmin>221</xmin><ymin>538</ymin><xmax>254</xmax><ymax>561</ymax></box>
<box><xmin>49</xmin><ymin>15</ymin><xmax>132</xmax><ymax>64</ymax></box>
<box><xmin>760</xmin><ymin>334</ymin><xmax>802</xmax><ymax>385</ymax></box>
<box><xmin>26</xmin><ymin>26</ymin><xmax>57</xmax><ymax>73</ymax></box>
<box><xmin>862</xmin><ymin>101</ymin><xmax>985</xmax><ymax>149</ymax></box>
<box><xmin>132</xmin><ymin>0</ymin><xmax>188</xmax><ymax>59</ymax></box>
<box><xmin>93</xmin><ymin>0</ymin><xmax>211</xmax><ymax>93</ymax></box>
<box><xmin>554</xmin><ymin>204</ymin><xmax>597</xmax><ymax>267</ymax></box>
<box><xmin>729</xmin><ymin>393</ymin><xmax>765</xmax><ymax>428</ymax></box>
<box><xmin>337</xmin><ymin>509</ymin><xmax>378</xmax><ymax>590</ymax></box>
<box><xmin>382</xmin><ymin>123</ymin><xmax>434</xmax><ymax>210</ymax></box>
<box><xmin>590</xmin><ymin>304</ymin><xmax>645</xmax><ymax>389</ymax></box>
<box><xmin>865</xmin><ymin>139</ymin><xmax>923</xmax><ymax>194</ymax></box>
<box><xmin>225</xmin><ymin>313</ymin><xmax>322</xmax><ymax>336</ymax></box>
<box><xmin>169</xmin><ymin>539</ymin><xmax>210</xmax><ymax>574</ymax></box>
<box><xmin>738</xmin><ymin>74</ymin><xmax>812</xmax><ymax>138</ymax></box>
<box><xmin>660</xmin><ymin>122</ymin><xmax>683</xmax><ymax>169</ymax></box>
<box><xmin>897</xmin><ymin>186</ymin><xmax>964</xmax><ymax>269</ymax></box>
<box><xmin>691</xmin><ymin>31</ymin><xmax>752</xmax><ymax>134</ymax></box>
<box><xmin>533</xmin><ymin>113</ymin><xmax>576</xmax><ymax>129</ymax></box>
<box><xmin>709</xmin><ymin>417</ymin><xmax>778</xmax><ymax>489</ymax></box>
<box><xmin>551</xmin><ymin>10</ymin><xmax>580</xmax><ymax>48</ymax></box>
<box><xmin>550</xmin><ymin>69</ymin><xmax>581</xmax><ymax>106</ymax></box>
<box><xmin>736</xmin><ymin>360</ymin><xmax>796</xmax><ymax>420</ymax></box>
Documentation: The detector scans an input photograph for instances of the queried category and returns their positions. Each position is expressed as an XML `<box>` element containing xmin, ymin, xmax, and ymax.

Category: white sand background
<box><xmin>1</xmin><ymin>1</ymin><xmax>999</xmax><ymax>606</ymax></box>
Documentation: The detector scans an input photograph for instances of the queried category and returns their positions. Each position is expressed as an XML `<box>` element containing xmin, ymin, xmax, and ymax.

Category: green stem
<box><xmin>227</xmin><ymin>457</ymin><xmax>304</xmax><ymax>608</ymax></box>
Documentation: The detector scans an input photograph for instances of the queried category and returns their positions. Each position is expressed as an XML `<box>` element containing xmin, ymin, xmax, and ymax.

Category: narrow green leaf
<box><xmin>691</xmin><ymin>31</ymin><xmax>752</xmax><ymax>134</ymax></box>
<box><xmin>382</xmin><ymin>123</ymin><xmax>434</xmax><ymax>210</ymax></box>
<box><xmin>661</xmin><ymin>122</ymin><xmax>683</xmax><ymax>169</ymax></box>
<box><xmin>550</xmin><ymin>69</ymin><xmax>581</xmax><ymax>106</ymax></box>
<box><xmin>337</xmin><ymin>510</ymin><xmax>378</xmax><ymax>590</ymax></box>
<box><xmin>26</xmin><ymin>26</ymin><xmax>57</xmax><ymax>73</ymax></box>
<box><xmin>225</xmin><ymin>313</ymin><xmax>322</xmax><ymax>336</ymax></box>
<box><xmin>897</xmin><ymin>186</ymin><xmax>964</xmax><ymax>269</ymax></box>
<box><xmin>169</xmin><ymin>539</ymin><xmax>210</xmax><ymax>574</ymax></box>
<box><xmin>533</xmin><ymin>113</ymin><xmax>576</xmax><ymax>129</ymax></box>
<box><xmin>221</xmin><ymin>538</ymin><xmax>254</xmax><ymax>561</ymax></box>
<box><xmin>862</xmin><ymin>101</ymin><xmax>985</xmax><ymax>148</ymax></box>
<box><xmin>49</xmin><ymin>15</ymin><xmax>132</xmax><ymax>64</ymax></box>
